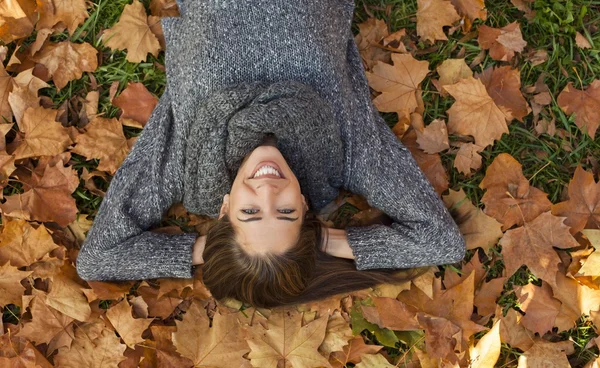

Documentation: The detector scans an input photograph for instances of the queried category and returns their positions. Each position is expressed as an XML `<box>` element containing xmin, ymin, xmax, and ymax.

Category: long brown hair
<box><xmin>200</xmin><ymin>210</ymin><xmax>421</xmax><ymax>309</ymax></box>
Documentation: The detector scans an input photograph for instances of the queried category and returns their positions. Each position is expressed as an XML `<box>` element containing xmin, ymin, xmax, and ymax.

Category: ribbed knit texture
<box><xmin>75</xmin><ymin>0</ymin><xmax>466</xmax><ymax>281</ymax></box>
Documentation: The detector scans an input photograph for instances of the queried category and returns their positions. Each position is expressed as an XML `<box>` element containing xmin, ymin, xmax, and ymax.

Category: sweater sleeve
<box><xmin>343</xmin><ymin>114</ymin><xmax>466</xmax><ymax>270</ymax></box>
<box><xmin>75</xmin><ymin>88</ymin><xmax>199</xmax><ymax>281</ymax></box>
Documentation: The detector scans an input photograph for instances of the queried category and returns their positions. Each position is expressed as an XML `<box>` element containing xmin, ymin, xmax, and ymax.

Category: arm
<box><xmin>76</xmin><ymin>89</ymin><xmax>201</xmax><ymax>281</ymax></box>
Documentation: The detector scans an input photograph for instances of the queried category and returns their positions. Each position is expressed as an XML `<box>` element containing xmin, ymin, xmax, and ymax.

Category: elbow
<box><xmin>443</xmin><ymin>224</ymin><xmax>467</xmax><ymax>264</ymax></box>
<box><xmin>423</xmin><ymin>219</ymin><xmax>466</xmax><ymax>265</ymax></box>
<box><xmin>75</xmin><ymin>242</ymin><xmax>101</xmax><ymax>281</ymax></box>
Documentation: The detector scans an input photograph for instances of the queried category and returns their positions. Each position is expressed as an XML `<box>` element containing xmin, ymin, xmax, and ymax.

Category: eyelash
<box><xmin>241</xmin><ymin>209</ymin><xmax>295</xmax><ymax>215</ymax></box>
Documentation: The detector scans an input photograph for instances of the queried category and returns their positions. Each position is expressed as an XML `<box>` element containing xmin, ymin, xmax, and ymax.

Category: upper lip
<box><xmin>250</xmin><ymin>162</ymin><xmax>285</xmax><ymax>179</ymax></box>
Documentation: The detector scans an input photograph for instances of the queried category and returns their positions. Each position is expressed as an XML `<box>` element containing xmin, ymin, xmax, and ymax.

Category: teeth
<box><xmin>253</xmin><ymin>165</ymin><xmax>281</xmax><ymax>178</ymax></box>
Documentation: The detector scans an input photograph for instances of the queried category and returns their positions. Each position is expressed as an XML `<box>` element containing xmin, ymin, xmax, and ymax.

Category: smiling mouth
<box><xmin>250</xmin><ymin>161</ymin><xmax>285</xmax><ymax>179</ymax></box>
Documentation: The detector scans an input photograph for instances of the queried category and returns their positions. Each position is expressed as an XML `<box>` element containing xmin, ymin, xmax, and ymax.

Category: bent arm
<box><xmin>343</xmin><ymin>113</ymin><xmax>466</xmax><ymax>270</ymax></box>
<box><xmin>76</xmin><ymin>89</ymin><xmax>200</xmax><ymax>281</ymax></box>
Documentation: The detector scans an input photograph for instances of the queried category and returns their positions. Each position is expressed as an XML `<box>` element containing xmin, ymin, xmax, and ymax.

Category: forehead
<box><xmin>232</xmin><ymin>220</ymin><xmax>301</xmax><ymax>255</ymax></box>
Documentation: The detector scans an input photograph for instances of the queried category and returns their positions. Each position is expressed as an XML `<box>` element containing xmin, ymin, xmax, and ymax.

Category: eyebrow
<box><xmin>236</xmin><ymin>217</ymin><xmax>299</xmax><ymax>222</ymax></box>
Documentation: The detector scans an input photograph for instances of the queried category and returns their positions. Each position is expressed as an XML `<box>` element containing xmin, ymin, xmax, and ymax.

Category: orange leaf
<box><xmin>477</xmin><ymin>65</ymin><xmax>529</xmax><ymax>122</ymax></box>
<box><xmin>416</xmin><ymin>0</ymin><xmax>460</xmax><ymax>43</ymax></box>
<box><xmin>478</xmin><ymin>22</ymin><xmax>527</xmax><ymax>62</ymax></box>
<box><xmin>16</xmin><ymin>293</ymin><xmax>74</xmax><ymax>350</ymax></box>
<box><xmin>106</xmin><ymin>299</ymin><xmax>155</xmax><ymax>348</ymax></box>
<box><xmin>513</xmin><ymin>281</ymin><xmax>561</xmax><ymax>335</ymax></box>
<box><xmin>0</xmin><ymin>217</ymin><xmax>58</xmax><ymax>267</ymax></box>
<box><xmin>451</xmin><ymin>0</ymin><xmax>487</xmax><ymax>31</ymax></box>
<box><xmin>557</xmin><ymin>80</ymin><xmax>600</xmax><ymax>138</ymax></box>
<box><xmin>0</xmin><ymin>261</ymin><xmax>32</xmax><ymax>307</ymax></box>
<box><xmin>113</xmin><ymin>82</ymin><xmax>159</xmax><ymax>126</ymax></box>
<box><xmin>36</xmin><ymin>0</ymin><xmax>89</xmax><ymax>35</ymax></box>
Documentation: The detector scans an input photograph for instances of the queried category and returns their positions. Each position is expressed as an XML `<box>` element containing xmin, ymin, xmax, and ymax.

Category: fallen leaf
<box><xmin>329</xmin><ymin>336</ymin><xmax>383</xmax><ymax>368</ymax></box>
<box><xmin>366</xmin><ymin>53</ymin><xmax>430</xmax><ymax>114</ymax></box>
<box><xmin>442</xmin><ymin>189</ymin><xmax>503</xmax><ymax>253</ymax></box>
<box><xmin>173</xmin><ymin>301</ymin><xmax>250</xmax><ymax>367</ymax></box>
<box><xmin>417</xmin><ymin>313</ymin><xmax>462</xmax><ymax>363</ymax></box>
<box><xmin>478</xmin><ymin>22</ymin><xmax>527</xmax><ymax>62</ymax></box>
<box><xmin>551</xmin><ymin>165</ymin><xmax>600</xmax><ymax>235</ymax></box>
<box><xmin>36</xmin><ymin>0</ymin><xmax>89</xmax><ymax>35</ymax></box>
<box><xmin>454</xmin><ymin>142</ymin><xmax>484</xmax><ymax>176</ymax></box>
<box><xmin>557</xmin><ymin>80</ymin><xmax>600</xmax><ymax>138</ymax></box>
<box><xmin>355</xmin><ymin>353</ymin><xmax>394</xmax><ymax>367</ymax></box>
<box><xmin>0</xmin><ymin>217</ymin><xmax>58</xmax><ymax>267</ymax></box>
<box><xmin>401</xmin><ymin>128</ymin><xmax>449</xmax><ymax>195</ymax></box>
<box><xmin>112</xmin><ymin>82</ymin><xmax>159</xmax><ymax>126</ymax></box>
<box><xmin>575</xmin><ymin>32</ymin><xmax>592</xmax><ymax>49</ymax></box>
<box><xmin>360</xmin><ymin>297</ymin><xmax>420</xmax><ymax>331</ymax></box>
<box><xmin>8</xmin><ymin>68</ymin><xmax>50</xmax><ymax>127</ymax></box>
<box><xmin>445</xmin><ymin>76</ymin><xmax>508</xmax><ymax>148</ymax></box>
<box><xmin>30</xmin><ymin>41</ymin><xmax>98</xmax><ymax>90</ymax></box>
<box><xmin>106</xmin><ymin>299</ymin><xmax>155</xmax><ymax>348</ymax></box>
<box><xmin>437</xmin><ymin>58</ymin><xmax>473</xmax><ymax>93</ymax></box>
<box><xmin>354</xmin><ymin>18</ymin><xmax>391</xmax><ymax>70</ymax></box>
<box><xmin>0</xmin><ymin>262</ymin><xmax>32</xmax><ymax>307</ymax></box>
<box><xmin>474</xmin><ymin>277</ymin><xmax>507</xmax><ymax>316</ymax></box>
<box><xmin>500</xmin><ymin>212</ymin><xmax>579</xmax><ymax>285</ymax></box>
<box><xmin>451</xmin><ymin>0</ymin><xmax>487</xmax><ymax>30</ymax></box>
<box><xmin>415</xmin><ymin>119</ymin><xmax>450</xmax><ymax>154</ymax></box>
<box><xmin>16</xmin><ymin>293</ymin><xmax>74</xmax><ymax>350</ymax></box>
<box><xmin>551</xmin><ymin>272</ymin><xmax>600</xmax><ymax>332</ymax></box>
<box><xmin>150</xmin><ymin>0</ymin><xmax>180</xmax><ymax>17</ymax></box>
<box><xmin>514</xmin><ymin>281</ymin><xmax>561</xmax><ymax>335</ymax></box>
<box><xmin>477</xmin><ymin>65</ymin><xmax>529</xmax><ymax>122</ymax></box>
<box><xmin>319</xmin><ymin>310</ymin><xmax>353</xmax><ymax>356</ymax></box>
<box><xmin>0</xmin><ymin>0</ymin><xmax>35</xmax><ymax>43</ymax></box>
<box><xmin>479</xmin><ymin>153</ymin><xmax>552</xmax><ymax>230</ymax></box>
<box><xmin>517</xmin><ymin>340</ymin><xmax>573</xmax><ymax>368</ymax></box>
<box><xmin>494</xmin><ymin>306</ymin><xmax>535</xmax><ymax>351</ymax></box>
<box><xmin>469</xmin><ymin>319</ymin><xmax>501</xmax><ymax>368</ymax></box>
<box><xmin>46</xmin><ymin>272</ymin><xmax>92</xmax><ymax>322</ymax></box>
<box><xmin>416</xmin><ymin>0</ymin><xmax>461</xmax><ymax>43</ymax></box>
<box><xmin>102</xmin><ymin>0</ymin><xmax>162</xmax><ymax>63</ymax></box>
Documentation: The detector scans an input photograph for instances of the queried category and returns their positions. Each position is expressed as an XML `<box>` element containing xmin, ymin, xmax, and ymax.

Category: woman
<box><xmin>76</xmin><ymin>0</ymin><xmax>466</xmax><ymax>308</ymax></box>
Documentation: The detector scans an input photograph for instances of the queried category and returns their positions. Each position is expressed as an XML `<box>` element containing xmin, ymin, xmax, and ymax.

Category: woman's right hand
<box><xmin>192</xmin><ymin>235</ymin><xmax>207</xmax><ymax>265</ymax></box>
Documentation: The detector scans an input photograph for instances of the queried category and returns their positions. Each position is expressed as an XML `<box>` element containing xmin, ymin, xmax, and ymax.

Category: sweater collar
<box><xmin>182</xmin><ymin>80</ymin><xmax>345</xmax><ymax>217</ymax></box>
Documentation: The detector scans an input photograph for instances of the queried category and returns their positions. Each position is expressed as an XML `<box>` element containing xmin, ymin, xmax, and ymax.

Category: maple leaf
<box><xmin>500</xmin><ymin>212</ymin><xmax>579</xmax><ymax>285</ymax></box>
<box><xmin>493</xmin><ymin>306</ymin><xmax>534</xmax><ymax>351</ymax></box>
<box><xmin>138</xmin><ymin>283</ymin><xmax>183</xmax><ymax>318</ymax></box>
<box><xmin>401</xmin><ymin>128</ymin><xmax>449</xmax><ymax>195</ymax></box>
<box><xmin>436</xmin><ymin>58</ymin><xmax>473</xmax><ymax>94</ymax></box>
<box><xmin>454</xmin><ymin>142</ymin><xmax>484</xmax><ymax>177</ymax></box>
<box><xmin>355</xmin><ymin>353</ymin><xmax>395</xmax><ymax>367</ymax></box>
<box><xmin>517</xmin><ymin>340</ymin><xmax>573</xmax><ymax>367</ymax></box>
<box><xmin>16</xmin><ymin>293</ymin><xmax>74</xmax><ymax>351</ymax></box>
<box><xmin>513</xmin><ymin>281</ymin><xmax>562</xmax><ymax>335</ymax></box>
<box><xmin>551</xmin><ymin>272</ymin><xmax>600</xmax><ymax>332</ymax></box>
<box><xmin>142</xmin><ymin>325</ymin><xmax>194</xmax><ymax>367</ymax></box>
<box><xmin>106</xmin><ymin>299</ymin><xmax>155</xmax><ymax>348</ymax></box>
<box><xmin>172</xmin><ymin>301</ymin><xmax>250</xmax><ymax>367</ymax></box>
<box><xmin>0</xmin><ymin>217</ymin><xmax>58</xmax><ymax>267</ymax></box>
<box><xmin>477</xmin><ymin>66</ymin><xmax>529</xmax><ymax>122</ymax></box>
<box><xmin>474</xmin><ymin>277</ymin><xmax>507</xmax><ymax>317</ymax></box>
<box><xmin>0</xmin><ymin>261</ymin><xmax>32</xmax><ymax>307</ymax></box>
<box><xmin>10</xmin><ymin>106</ymin><xmax>73</xmax><ymax>160</ymax></box>
<box><xmin>479</xmin><ymin>153</ymin><xmax>551</xmax><ymax>230</ymax></box>
<box><xmin>0</xmin><ymin>332</ymin><xmax>53</xmax><ymax>368</ymax></box>
<box><xmin>36</xmin><ymin>0</ymin><xmax>90</xmax><ymax>35</ymax></box>
<box><xmin>329</xmin><ymin>336</ymin><xmax>383</xmax><ymax>368</ymax></box>
<box><xmin>7</xmin><ymin>68</ymin><xmax>50</xmax><ymax>127</ymax></box>
<box><xmin>557</xmin><ymin>80</ymin><xmax>600</xmax><ymax>138</ymax></box>
<box><xmin>414</xmin><ymin>119</ymin><xmax>449</xmax><ymax>154</ymax></box>
<box><xmin>478</xmin><ymin>22</ymin><xmax>527</xmax><ymax>62</ymax></box>
<box><xmin>416</xmin><ymin>0</ymin><xmax>460</xmax><ymax>43</ymax></box>
<box><xmin>444</xmin><ymin>76</ymin><xmax>508</xmax><ymax>148</ymax></box>
<box><xmin>246</xmin><ymin>306</ymin><xmax>331</xmax><ymax>368</ymax></box>
<box><xmin>46</xmin><ymin>272</ymin><xmax>92</xmax><ymax>322</ymax></box>
<box><xmin>30</xmin><ymin>41</ymin><xmax>98</xmax><ymax>90</ymax></box>
<box><xmin>451</xmin><ymin>0</ymin><xmax>487</xmax><ymax>30</ymax></box>
<box><xmin>366</xmin><ymin>53</ymin><xmax>430</xmax><ymax>114</ymax></box>
<box><xmin>468</xmin><ymin>319</ymin><xmax>501</xmax><ymax>368</ymax></box>
<box><xmin>71</xmin><ymin>116</ymin><xmax>132</xmax><ymax>175</ymax></box>
<box><xmin>319</xmin><ymin>310</ymin><xmax>353</xmax><ymax>356</ymax></box>
<box><xmin>360</xmin><ymin>297</ymin><xmax>420</xmax><ymax>331</ymax></box>
<box><xmin>54</xmin><ymin>319</ymin><xmax>128</xmax><ymax>367</ymax></box>
<box><xmin>0</xmin><ymin>62</ymin><xmax>12</xmax><ymax>122</ymax></box>
<box><xmin>0</xmin><ymin>0</ymin><xmax>35</xmax><ymax>43</ymax></box>
<box><xmin>102</xmin><ymin>0</ymin><xmax>162</xmax><ymax>63</ymax></box>
<box><xmin>416</xmin><ymin>313</ymin><xmax>462</xmax><ymax>363</ymax></box>
<box><xmin>551</xmin><ymin>166</ymin><xmax>600</xmax><ymax>235</ymax></box>
<box><xmin>354</xmin><ymin>18</ymin><xmax>391</xmax><ymax>71</ymax></box>
<box><xmin>150</xmin><ymin>0</ymin><xmax>180</xmax><ymax>17</ymax></box>
<box><xmin>442</xmin><ymin>189</ymin><xmax>503</xmax><ymax>253</ymax></box>
<box><xmin>112</xmin><ymin>82</ymin><xmax>159</xmax><ymax>126</ymax></box>
<box><xmin>0</xmin><ymin>160</ymin><xmax>79</xmax><ymax>227</ymax></box>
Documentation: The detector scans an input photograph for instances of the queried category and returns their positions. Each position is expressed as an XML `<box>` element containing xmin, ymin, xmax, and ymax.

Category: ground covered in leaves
<box><xmin>1</xmin><ymin>0</ymin><xmax>600</xmax><ymax>367</ymax></box>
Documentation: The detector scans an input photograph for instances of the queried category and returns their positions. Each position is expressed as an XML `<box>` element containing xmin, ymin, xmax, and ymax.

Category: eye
<box><xmin>279</xmin><ymin>209</ymin><xmax>295</xmax><ymax>214</ymax></box>
<box><xmin>241</xmin><ymin>209</ymin><xmax>259</xmax><ymax>215</ymax></box>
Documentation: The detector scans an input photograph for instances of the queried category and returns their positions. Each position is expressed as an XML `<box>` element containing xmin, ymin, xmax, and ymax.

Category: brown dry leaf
<box><xmin>551</xmin><ymin>272</ymin><xmax>600</xmax><ymax>332</ymax></box>
<box><xmin>444</xmin><ymin>76</ymin><xmax>508</xmax><ymax>148</ymax></box>
<box><xmin>0</xmin><ymin>160</ymin><xmax>79</xmax><ymax>227</ymax></box>
<box><xmin>478</xmin><ymin>22</ymin><xmax>527</xmax><ymax>61</ymax></box>
<box><xmin>16</xmin><ymin>293</ymin><xmax>74</xmax><ymax>350</ymax></box>
<box><xmin>415</xmin><ymin>119</ymin><xmax>450</xmax><ymax>154</ymax></box>
<box><xmin>500</xmin><ymin>212</ymin><xmax>579</xmax><ymax>285</ymax></box>
<box><xmin>401</xmin><ymin>128</ymin><xmax>449</xmax><ymax>196</ymax></box>
<box><xmin>578</xmin><ymin>230</ymin><xmax>600</xmax><ymax>277</ymax></box>
<box><xmin>0</xmin><ymin>0</ymin><xmax>35</xmax><ymax>43</ymax></box>
<box><xmin>479</xmin><ymin>153</ymin><xmax>552</xmax><ymax>230</ymax></box>
<box><xmin>354</xmin><ymin>18</ymin><xmax>391</xmax><ymax>71</ymax></box>
<box><xmin>437</xmin><ymin>58</ymin><xmax>473</xmax><ymax>93</ymax></box>
<box><xmin>30</xmin><ymin>41</ymin><xmax>98</xmax><ymax>90</ymax></box>
<box><xmin>246</xmin><ymin>306</ymin><xmax>331</xmax><ymax>368</ymax></box>
<box><xmin>454</xmin><ymin>142</ymin><xmax>484</xmax><ymax>177</ymax></box>
<box><xmin>8</xmin><ymin>68</ymin><xmax>50</xmax><ymax>127</ymax></box>
<box><xmin>173</xmin><ymin>301</ymin><xmax>250</xmax><ymax>367</ymax></box>
<box><xmin>451</xmin><ymin>0</ymin><xmax>487</xmax><ymax>30</ymax></box>
<box><xmin>514</xmin><ymin>281</ymin><xmax>562</xmax><ymax>335</ymax></box>
<box><xmin>46</xmin><ymin>272</ymin><xmax>92</xmax><ymax>322</ymax></box>
<box><xmin>442</xmin><ymin>188</ymin><xmax>503</xmax><ymax>253</ymax></box>
<box><xmin>494</xmin><ymin>306</ymin><xmax>534</xmax><ymax>351</ymax></box>
<box><xmin>0</xmin><ymin>261</ymin><xmax>32</xmax><ymax>307</ymax></box>
<box><xmin>318</xmin><ymin>310</ymin><xmax>353</xmax><ymax>356</ymax></box>
<box><xmin>557</xmin><ymin>80</ymin><xmax>600</xmax><ymax>138</ymax></box>
<box><xmin>0</xmin><ymin>61</ymin><xmax>13</xmax><ymax>122</ymax></box>
<box><xmin>474</xmin><ymin>277</ymin><xmax>507</xmax><ymax>317</ymax></box>
<box><xmin>103</xmin><ymin>0</ymin><xmax>162</xmax><ymax>63</ymax></box>
<box><xmin>511</xmin><ymin>0</ymin><xmax>536</xmax><ymax>20</ymax></box>
<box><xmin>106</xmin><ymin>300</ymin><xmax>155</xmax><ymax>348</ymax></box>
<box><xmin>36</xmin><ymin>0</ymin><xmax>89</xmax><ymax>35</ymax></box>
<box><xmin>416</xmin><ymin>0</ymin><xmax>461</xmax><ymax>43</ymax></box>
<box><xmin>10</xmin><ymin>106</ymin><xmax>73</xmax><ymax>160</ymax></box>
<box><xmin>0</xmin><ymin>217</ymin><xmax>58</xmax><ymax>267</ymax></box>
<box><xmin>85</xmin><ymin>280</ymin><xmax>133</xmax><ymax>301</ymax></box>
<box><xmin>366</xmin><ymin>53</ymin><xmax>430</xmax><ymax>114</ymax></box>
<box><xmin>355</xmin><ymin>353</ymin><xmax>394</xmax><ymax>367</ymax></box>
<box><xmin>150</xmin><ymin>0</ymin><xmax>180</xmax><ymax>17</ymax></box>
<box><xmin>360</xmin><ymin>297</ymin><xmax>420</xmax><ymax>331</ymax></box>
<box><xmin>71</xmin><ymin>116</ymin><xmax>131</xmax><ymax>175</ymax></box>
<box><xmin>468</xmin><ymin>319</ymin><xmax>501</xmax><ymax>368</ymax></box>
<box><xmin>477</xmin><ymin>66</ymin><xmax>529</xmax><ymax>122</ymax></box>
<box><xmin>575</xmin><ymin>32</ymin><xmax>592</xmax><ymax>49</ymax></box>
<box><xmin>0</xmin><ymin>333</ymin><xmax>53</xmax><ymax>368</ymax></box>
<box><xmin>552</xmin><ymin>166</ymin><xmax>600</xmax><ymax>235</ymax></box>
<box><xmin>517</xmin><ymin>340</ymin><xmax>573</xmax><ymax>367</ymax></box>
<box><xmin>54</xmin><ymin>319</ymin><xmax>128</xmax><ymax>367</ymax></box>
<box><xmin>113</xmin><ymin>82</ymin><xmax>159</xmax><ymax>126</ymax></box>
<box><xmin>142</xmin><ymin>325</ymin><xmax>194</xmax><ymax>368</ymax></box>
<box><xmin>138</xmin><ymin>283</ymin><xmax>183</xmax><ymax>319</ymax></box>
<box><xmin>417</xmin><ymin>313</ymin><xmax>462</xmax><ymax>363</ymax></box>
<box><xmin>329</xmin><ymin>336</ymin><xmax>383</xmax><ymax>368</ymax></box>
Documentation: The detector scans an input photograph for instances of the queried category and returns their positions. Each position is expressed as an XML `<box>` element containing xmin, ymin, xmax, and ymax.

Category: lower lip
<box><xmin>251</xmin><ymin>161</ymin><xmax>284</xmax><ymax>179</ymax></box>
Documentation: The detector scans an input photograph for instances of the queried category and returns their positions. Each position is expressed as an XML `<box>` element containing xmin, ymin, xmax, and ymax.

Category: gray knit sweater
<box><xmin>75</xmin><ymin>0</ymin><xmax>466</xmax><ymax>281</ymax></box>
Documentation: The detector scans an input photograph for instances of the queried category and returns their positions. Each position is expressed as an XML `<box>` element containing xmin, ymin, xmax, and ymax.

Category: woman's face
<box><xmin>219</xmin><ymin>145</ymin><xmax>307</xmax><ymax>255</ymax></box>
